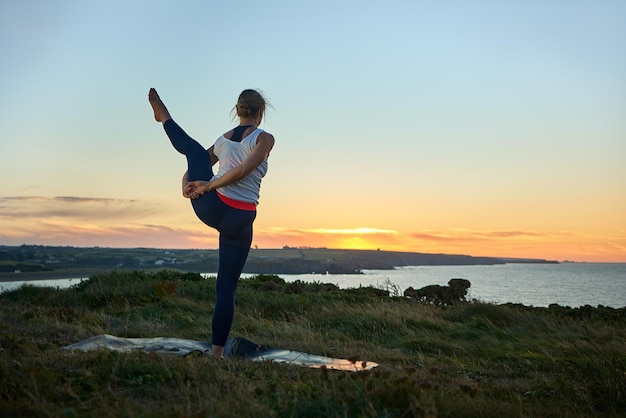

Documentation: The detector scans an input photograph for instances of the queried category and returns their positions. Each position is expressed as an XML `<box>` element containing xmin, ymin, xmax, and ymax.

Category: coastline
<box><xmin>3</xmin><ymin>263</ymin><xmax>625</xmax><ymax>309</ymax></box>
<box><xmin>1</xmin><ymin>246</ymin><xmax>562</xmax><ymax>281</ymax></box>
<box><xmin>0</xmin><ymin>268</ymin><xmax>164</xmax><ymax>283</ymax></box>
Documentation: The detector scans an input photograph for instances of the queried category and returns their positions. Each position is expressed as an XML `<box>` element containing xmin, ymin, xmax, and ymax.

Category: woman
<box><xmin>148</xmin><ymin>88</ymin><xmax>275</xmax><ymax>357</ymax></box>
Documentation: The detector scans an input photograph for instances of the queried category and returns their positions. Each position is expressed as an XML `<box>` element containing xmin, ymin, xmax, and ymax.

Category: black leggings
<box><xmin>164</xmin><ymin>120</ymin><xmax>256</xmax><ymax>346</ymax></box>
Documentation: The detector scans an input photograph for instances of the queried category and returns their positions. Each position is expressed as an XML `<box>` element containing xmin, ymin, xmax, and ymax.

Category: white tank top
<box><xmin>210</xmin><ymin>128</ymin><xmax>268</xmax><ymax>205</ymax></box>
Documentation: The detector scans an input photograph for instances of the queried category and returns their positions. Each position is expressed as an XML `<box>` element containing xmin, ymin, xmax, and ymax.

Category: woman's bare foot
<box><xmin>148</xmin><ymin>88</ymin><xmax>172</xmax><ymax>123</ymax></box>
<box><xmin>212</xmin><ymin>345</ymin><xmax>225</xmax><ymax>357</ymax></box>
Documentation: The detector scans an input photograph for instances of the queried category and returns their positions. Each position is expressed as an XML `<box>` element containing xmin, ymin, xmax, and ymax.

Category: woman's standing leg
<box><xmin>211</xmin><ymin>209</ymin><xmax>256</xmax><ymax>356</ymax></box>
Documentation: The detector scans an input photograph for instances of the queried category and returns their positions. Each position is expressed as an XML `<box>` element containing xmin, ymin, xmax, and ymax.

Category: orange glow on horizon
<box><xmin>1</xmin><ymin>223</ymin><xmax>624</xmax><ymax>262</ymax></box>
<box><xmin>0</xmin><ymin>197</ymin><xmax>624</xmax><ymax>263</ymax></box>
<box><xmin>249</xmin><ymin>227</ymin><xmax>625</xmax><ymax>263</ymax></box>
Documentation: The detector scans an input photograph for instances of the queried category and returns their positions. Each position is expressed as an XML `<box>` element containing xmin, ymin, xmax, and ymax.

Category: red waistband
<box><xmin>217</xmin><ymin>192</ymin><xmax>257</xmax><ymax>211</ymax></box>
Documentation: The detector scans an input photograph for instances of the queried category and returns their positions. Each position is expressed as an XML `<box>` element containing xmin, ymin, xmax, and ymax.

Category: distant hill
<box><xmin>243</xmin><ymin>248</ymin><xmax>557</xmax><ymax>274</ymax></box>
<box><xmin>0</xmin><ymin>245</ymin><xmax>558</xmax><ymax>279</ymax></box>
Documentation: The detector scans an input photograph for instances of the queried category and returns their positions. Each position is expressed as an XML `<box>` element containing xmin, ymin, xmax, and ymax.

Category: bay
<box><xmin>1</xmin><ymin>263</ymin><xmax>624</xmax><ymax>308</ymax></box>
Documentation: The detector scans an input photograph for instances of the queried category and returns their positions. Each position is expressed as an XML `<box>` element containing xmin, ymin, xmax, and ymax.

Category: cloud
<box><xmin>257</xmin><ymin>227</ymin><xmax>398</xmax><ymax>242</ymax></box>
<box><xmin>0</xmin><ymin>219</ymin><xmax>218</xmax><ymax>249</ymax></box>
<box><xmin>55</xmin><ymin>196</ymin><xmax>139</xmax><ymax>204</ymax></box>
<box><xmin>255</xmin><ymin>227</ymin><xmax>547</xmax><ymax>247</ymax></box>
<box><xmin>302</xmin><ymin>228</ymin><xmax>398</xmax><ymax>235</ymax></box>
<box><xmin>409</xmin><ymin>229</ymin><xmax>544</xmax><ymax>243</ymax></box>
<box><xmin>0</xmin><ymin>194</ymin><xmax>193</xmax><ymax>247</ymax></box>
<box><xmin>0</xmin><ymin>195</ymin><xmax>158</xmax><ymax>221</ymax></box>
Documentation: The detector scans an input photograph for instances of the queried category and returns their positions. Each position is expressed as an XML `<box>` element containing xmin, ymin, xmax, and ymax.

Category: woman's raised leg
<box><xmin>163</xmin><ymin>120</ymin><xmax>213</xmax><ymax>181</ymax></box>
<box><xmin>149</xmin><ymin>88</ymin><xmax>213</xmax><ymax>181</ymax></box>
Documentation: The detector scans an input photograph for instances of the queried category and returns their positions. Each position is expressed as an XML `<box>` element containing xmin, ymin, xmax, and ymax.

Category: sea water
<box><xmin>278</xmin><ymin>263</ymin><xmax>626</xmax><ymax>308</ymax></box>
<box><xmin>0</xmin><ymin>278</ymin><xmax>87</xmax><ymax>294</ymax></box>
<box><xmin>1</xmin><ymin>263</ymin><xmax>624</xmax><ymax>308</ymax></box>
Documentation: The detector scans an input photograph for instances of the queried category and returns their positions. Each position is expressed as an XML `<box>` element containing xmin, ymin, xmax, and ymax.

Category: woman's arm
<box><xmin>187</xmin><ymin>132</ymin><xmax>275</xmax><ymax>196</ymax></box>
<box><xmin>207</xmin><ymin>145</ymin><xmax>219</xmax><ymax>166</ymax></box>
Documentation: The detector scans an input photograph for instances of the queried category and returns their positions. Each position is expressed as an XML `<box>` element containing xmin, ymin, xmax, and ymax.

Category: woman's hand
<box><xmin>184</xmin><ymin>180</ymin><xmax>212</xmax><ymax>199</ymax></box>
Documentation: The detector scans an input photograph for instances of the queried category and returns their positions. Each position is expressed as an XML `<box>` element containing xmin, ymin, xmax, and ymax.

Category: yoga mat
<box><xmin>64</xmin><ymin>335</ymin><xmax>378</xmax><ymax>371</ymax></box>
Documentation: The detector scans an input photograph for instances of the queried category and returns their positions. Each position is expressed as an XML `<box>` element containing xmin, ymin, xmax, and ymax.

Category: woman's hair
<box><xmin>234</xmin><ymin>89</ymin><xmax>269</xmax><ymax>119</ymax></box>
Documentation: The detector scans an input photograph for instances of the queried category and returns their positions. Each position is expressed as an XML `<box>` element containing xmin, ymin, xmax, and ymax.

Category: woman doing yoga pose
<box><xmin>148</xmin><ymin>88</ymin><xmax>275</xmax><ymax>357</ymax></box>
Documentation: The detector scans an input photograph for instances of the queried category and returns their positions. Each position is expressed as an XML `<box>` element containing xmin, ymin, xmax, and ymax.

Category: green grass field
<box><xmin>1</xmin><ymin>270</ymin><xmax>624</xmax><ymax>417</ymax></box>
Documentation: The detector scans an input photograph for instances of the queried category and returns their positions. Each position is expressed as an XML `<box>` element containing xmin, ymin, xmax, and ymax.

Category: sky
<box><xmin>0</xmin><ymin>0</ymin><xmax>624</xmax><ymax>262</ymax></box>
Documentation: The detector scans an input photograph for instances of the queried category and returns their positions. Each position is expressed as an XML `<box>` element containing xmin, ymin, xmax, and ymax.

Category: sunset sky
<box><xmin>1</xmin><ymin>1</ymin><xmax>624</xmax><ymax>262</ymax></box>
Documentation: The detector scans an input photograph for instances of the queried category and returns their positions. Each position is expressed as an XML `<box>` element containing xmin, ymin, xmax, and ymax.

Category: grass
<box><xmin>0</xmin><ymin>270</ymin><xmax>624</xmax><ymax>417</ymax></box>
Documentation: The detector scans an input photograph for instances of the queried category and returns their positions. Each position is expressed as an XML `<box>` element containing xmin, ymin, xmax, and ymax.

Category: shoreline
<box><xmin>2</xmin><ymin>262</ymin><xmax>621</xmax><ymax>283</ymax></box>
<box><xmin>0</xmin><ymin>268</ymin><xmax>155</xmax><ymax>283</ymax></box>
<box><xmin>3</xmin><ymin>265</ymin><xmax>624</xmax><ymax>309</ymax></box>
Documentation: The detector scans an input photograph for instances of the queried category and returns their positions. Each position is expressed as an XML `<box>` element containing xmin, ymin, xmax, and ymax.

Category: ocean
<box><xmin>278</xmin><ymin>263</ymin><xmax>626</xmax><ymax>308</ymax></box>
<box><xmin>1</xmin><ymin>263</ymin><xmax>624</xmax><ymax>308</ymax></box>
